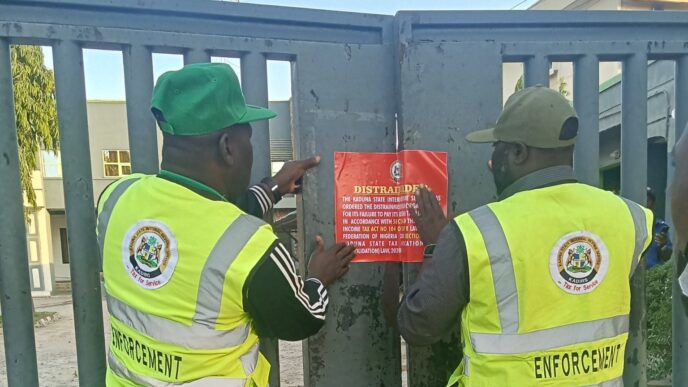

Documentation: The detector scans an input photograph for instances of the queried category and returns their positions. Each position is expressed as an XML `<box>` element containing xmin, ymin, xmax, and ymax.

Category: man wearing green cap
<box><xmin>98</xmin><ymin>63</ymin><xmax>355</xmax><ymax>386</ymax></box>
<box><xmin>393</xmin><ymin>86</ymin><xmax>653</xmax><ymax>386</ymax></box>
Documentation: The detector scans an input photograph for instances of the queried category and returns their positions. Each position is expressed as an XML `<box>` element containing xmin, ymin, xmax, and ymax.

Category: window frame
<box><xmin>102</xmin><ymin>150</ymin><xmax>132</xmax><ymax>178</ymax></box>
<box><xmin>41</xmin><ymin>150</ymin><xmax>63</xmax><ymax>179</ymax></box>
<box><xmin>59</xmin><ymin>227</ymin><xmax>69</xmax><ymax>264</ymax></box>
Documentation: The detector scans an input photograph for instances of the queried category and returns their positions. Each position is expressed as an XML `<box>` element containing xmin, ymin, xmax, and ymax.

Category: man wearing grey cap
<box><xmin>393</xmin><ymin>86</ymin><xmax>653</xmax><ymax>386</ymax></box>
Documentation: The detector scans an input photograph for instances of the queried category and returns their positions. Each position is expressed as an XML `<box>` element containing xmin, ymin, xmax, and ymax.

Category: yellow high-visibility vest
<box><xmin>97</xmin><ymin>174</ymin><xmax>273</xmax><ymax>386</ymax></box>
<box><xmin>449</xmin><ymin>183</ymin><xmax>652</xmax><ymax>387</ymax></box>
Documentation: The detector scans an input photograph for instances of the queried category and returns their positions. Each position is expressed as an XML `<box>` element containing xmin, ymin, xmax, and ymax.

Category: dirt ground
<box><xmin>0</xmin><ymin>296</ymin><xmax>304</xmax><ymax>387</ymax></box>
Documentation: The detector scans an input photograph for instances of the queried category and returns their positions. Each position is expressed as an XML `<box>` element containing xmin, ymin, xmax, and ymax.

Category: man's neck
<box><xmin>160</xmin><ymin>164</ymin><xmax>227</xmax><ymax>198</ymax></box>
<box><xmin>498</xmin><ymin>165</ymin><xmax>577</xmax><ymax>201</ymax></box>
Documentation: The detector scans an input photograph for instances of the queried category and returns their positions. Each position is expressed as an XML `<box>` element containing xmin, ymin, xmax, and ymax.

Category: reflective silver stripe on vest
<box><xmin>107</xmin><ymin>214</ymin><xmax>265</xmax><ymax>349</ymax></box>
<box><xmin>107</xmin><ymin>293</ymin><xmax>250</xmax><ymax>349</ymax></box>
<box><xmin>193</xmin><ymin>214</ymin><xmax>266</xmax><ymax>326</ymax></box>
<box><xmin>582</xmin><ymin>376</ymin><xmax>623</xmax><ymax>387</ymax></box>
<box><xmin>240</xmin><ymin>343</ymin><xmax>260</xmax><ymax>375</ymax></box>
<box><xmin>621</xmin><ymin>198</ymin><xmax>649</xmax><ymax>278</ymax></box>
<box><xmin>97</xmin><ymin>177</ymin><xmax>141</xmax><ymax>264</ymax></box>
<box><xmin>108</xmin><ymin>351</ymin><xmax>249</xmax><ymax>387</ymax></box>
<box><xmin>470</xmin><ymin>314</ymin><xmax>628</xmax><ymax>355</ymax></box>
<box><xmin>469</xmin><ymin>206</ymin><xmax>520</xmax><ymax>334</ymax></box>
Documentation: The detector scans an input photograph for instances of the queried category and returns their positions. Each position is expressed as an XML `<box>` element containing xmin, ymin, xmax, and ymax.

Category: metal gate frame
<box><xmin>1</xmin><ymin>2</ymin><xmax>688</xmax><ymax>386</ymax></box>
<box><xmin>396</xmin><ymin>11</ymin><xmax>688</xmax><ymax>386</ymax></box>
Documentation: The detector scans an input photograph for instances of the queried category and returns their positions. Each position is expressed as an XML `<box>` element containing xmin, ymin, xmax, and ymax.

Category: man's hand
<box><xmin>308</xmin><ymin>236</ymin><xmax>356</xmax><ymax>287</ymax></box>
<box><xmin>409</xmin><ymin>185</ymin><xmax>448</xmax><ymax>245</ymax></box>
<box><xmin>273</xmin><ymin>155</ymin><xmax>321</xmax><ymax>195</ymax></box>
<box><xmin>655</xmin><ymin>228</ymin><xmax>673</xmax><ymax>262</ymax></box>
<box><xmin>655</xmin><ymin>230</ymin><xmax>669</xmax><ymax>248</ymax></box>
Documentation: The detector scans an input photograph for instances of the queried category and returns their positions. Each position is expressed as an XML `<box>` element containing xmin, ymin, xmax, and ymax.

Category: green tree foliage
<box><xmin>514</xmin><ymin>75</ymin><xmax>524</xmax><ymax>93</ymax></box>
<box><xmin>11</xmin><ymin>45</ymin><xmax>59</xmax><ymax>210</ymax></box>
<box><xmin>558</xmin><ymin>78</ymin><xmax>569</xmax><ymax>98</ymax></box>
<box><xmin>514</xmin><ymin>75</ymin><xmax>569</xmax><ymax>97</ymax></box>
<box><xmin>647</xmin><ymin>262</ymin><xmax>672</xmax><ymax>380</ymax></box>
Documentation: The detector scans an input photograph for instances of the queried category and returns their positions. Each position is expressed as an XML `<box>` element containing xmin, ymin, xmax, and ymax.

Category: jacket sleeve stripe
<box><xmin>269</xmin><ymin>243</ymin><xmax>328</xmax><ymax>318</ymax></box>
<box><xmin>272</xmin><ymin>244</ymin><xmax>328</xmax><ymax>313</ymax></box>
<box><xmin>249</xmin><ymin>185</ymin><xmax>271</xmax><ymax>214</ymax></box>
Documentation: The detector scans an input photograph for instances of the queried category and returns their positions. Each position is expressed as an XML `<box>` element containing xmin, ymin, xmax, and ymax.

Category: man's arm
<box><xmin>240</xmin><ymin>154</ymin><xmax>355</xmax><ymax>339</ymax></box>
<box><xmin>243</xmin><ymin>236</ymin><xmax>355</xmax><ymax>341</ymax></box>
<box><xmin>397</xmin><ymin>222</ymin><xmax>469</xmax><ymax>346</ymax></box>
<box><xmin>235</xmin><ymin>184</ymin><xmax>274</xmax><ymax>218</ymax></box>
<box><xmin>659</xmin><ymin>232</ymin><xmax>673</xmax><ymax>263</ymax></box>
<box><xmin>243</xmin><ymin>241</ymin><xmax>327</xmax><ymax>340</ymax></box>
<box><xmin>235</xmin><ymin>156</ymin><xmax>322</xmax><ymax>219</ymax></box>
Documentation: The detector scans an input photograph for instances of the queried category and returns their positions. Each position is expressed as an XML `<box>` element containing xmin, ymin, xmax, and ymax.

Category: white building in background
<box><xmin>530</xmin><ymin>0</ymin><xmax>688</xmax><ymax>10</ymax></box>
<box><xmin>502</xmin><ymin>0</ymin><xmax>688</xmax><ymax>103</ymax></box>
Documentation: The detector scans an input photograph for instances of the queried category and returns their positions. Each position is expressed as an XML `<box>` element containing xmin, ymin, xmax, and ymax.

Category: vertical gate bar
<box><xmin>677</xmin><ymin>56</ymin><xmax>688</xmax><ymax>141</ymax></box>
<box><xmin>123</xmin><ymin>44</ymin><xmax>159</xmax><ymax>174</ymax></box>
<box><xmin>672</xmin><ymin>54</ymin><xmax>688</xmax><ymax>387</ymax></box>
<box><xmin>295</xmin><ymin>35</ymin><xmax>399</xmax><ymax>387</ymax></box>
<box><xmin>291</xmin><ymin>59</ymin><xmax>311</xmax><ymax>387</ymax></box>
<box><xmin>0</xmin><ymin>38</ymin><xmax>40</xmax><ymax>387</ymax></box>
<box><xmin>241</xmin><ymin>51</ymin><xmax>272</xmax><ymax>185</ymax></box>
<box><xmin>398</xmin><ymin>40</ymin><xmax>502</xmax><ymax>387</ymax></box>
<box><xmin>184</xmin><ymin>48</ymin><xmax>210</xmax><ymax>65</ymax></box>
<box><xmin>53</xmin><ymin>40</ymin><xmax>107</xmax><ymax>387</ymax></box>
<box><xmin>620</xmin><ymin>52</ymin><xmax>648</xmax><ymax>387</ymax></box>
<box><xmin>240</xmin><ymin>50</ymin><xmax>279</xmax><ymax>386</ymax></box>
<box><xmin>524</xmin><ymin>55</ymin><xmax>550</xmax><ymax>88</ymax></box>
<box><xmin>573</xmin><ymin>54</ymin><xmax>600</xmax><ymax>186</ymax></box>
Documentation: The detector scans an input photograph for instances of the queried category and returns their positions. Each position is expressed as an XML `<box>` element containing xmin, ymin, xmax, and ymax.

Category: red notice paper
<box><xmin>334</xmin><ymin>150</ymin><xmax>448</xmax><ymax>263</ymax></box>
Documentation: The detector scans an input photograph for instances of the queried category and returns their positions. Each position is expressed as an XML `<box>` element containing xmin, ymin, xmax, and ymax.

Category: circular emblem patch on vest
<box><xmin>549</xmin><ymin>231</ymin><xmax>609</xmax><ymax>295</ymax></box>
<box><xmin>122</xmin><ymin>220</ymin><xmax>178</xmax><ymax>290</ymax></box>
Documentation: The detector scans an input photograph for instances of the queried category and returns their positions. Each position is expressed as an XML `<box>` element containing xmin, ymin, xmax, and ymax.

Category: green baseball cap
<box><xmin>466</xmin><ymin>85</ymin><xmax>579</xmax><ymax>148</ymax></box>
<box><xmin>151</xmin><ymin>63</ymin><xmax>276</xmax><ymax>136</ymax></box>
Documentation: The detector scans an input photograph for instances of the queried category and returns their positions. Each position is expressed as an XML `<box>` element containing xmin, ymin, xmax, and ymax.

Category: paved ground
<box><xmin>0</xmin><ymin>296</ymin><xmax>305</xmax><ymax>387</ymax></box>
<box><xmin>0</xmin><ymin>296</ymin><xmax>83</xmax><ymax>386</ymax></box>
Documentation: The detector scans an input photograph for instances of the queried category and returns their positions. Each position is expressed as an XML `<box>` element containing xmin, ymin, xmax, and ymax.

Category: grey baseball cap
<box><xmin>466</xmin><ymin>85</ymin><xmax>579</xmax><ymax>148</ymax></box>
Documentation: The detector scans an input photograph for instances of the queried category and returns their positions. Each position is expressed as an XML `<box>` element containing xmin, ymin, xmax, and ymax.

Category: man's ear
<box><xmin>218</xmin><ymin>132</ymin><xmax>235</xmax><ymax>167</ymax></box>
<box><xmin>511</xmin><ymin>142</ymin><xmax>529</xmax><ymax>165</ymax></box>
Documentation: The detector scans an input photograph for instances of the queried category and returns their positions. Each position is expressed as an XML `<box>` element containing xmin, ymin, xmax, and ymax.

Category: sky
<box><xmin>41</xmin><ymin>0</ymin><xmax>538</xmax><ymax>101</ymax></box>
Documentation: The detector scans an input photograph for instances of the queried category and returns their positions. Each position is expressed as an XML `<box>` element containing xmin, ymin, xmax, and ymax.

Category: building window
<box><xmin>271</xmin><ymin>161</ymin><xmax>285</xmax><ymax>176</ymax></box>
<box><xmin>27</xmin><ymin>212</ymin><xmax>37</xmax><ymax>234</ymax></box>
<box><xmin>41</xmin><ymin>150</ymin><xmax>62</xmax><ymax>178</ymax></box>
<box><xmin>59</xmin><ymin>228</ymin><xmax>69</xmax><ymax>264</ymax></box>
<box><xmin>103</xmin><ymin>150</ymin><xmax>132</xmax><ymax>177</ymax></box>
<box><xmin>29</xmin><ymin>240</ymin><xmax>39</xmax><ymax>262</ymax></box>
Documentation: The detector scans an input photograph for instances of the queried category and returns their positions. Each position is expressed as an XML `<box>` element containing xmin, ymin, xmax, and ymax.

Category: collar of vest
<box><xmin>498</xmin><ymin>165</ymin><xmax>576</xmax><ymax>201</ymax></box>
<box><xmin>158</xmin><ymin>169</ymin><xmax>228</xmax><ymax>202</ymax></box>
